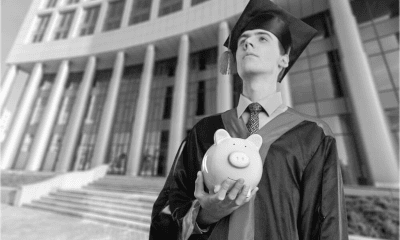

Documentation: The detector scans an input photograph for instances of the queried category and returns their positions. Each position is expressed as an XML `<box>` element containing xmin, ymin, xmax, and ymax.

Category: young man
<box><xmin>150</xmin><ymin>0</ymin><xmax>349</xmax><ymax>239</ymax></box>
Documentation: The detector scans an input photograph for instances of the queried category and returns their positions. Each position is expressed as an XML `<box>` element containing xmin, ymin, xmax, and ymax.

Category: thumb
<box><xmin>194</xmin><ymin>171</ymin><xmax>205</xmax><ymax>198</ymax></box>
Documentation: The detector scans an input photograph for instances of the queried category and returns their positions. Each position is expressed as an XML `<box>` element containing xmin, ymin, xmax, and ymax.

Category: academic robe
<box><xmin>150</xmin><ymin>107</ymin><xmax>349</xmax><ymax>240</ymax></box>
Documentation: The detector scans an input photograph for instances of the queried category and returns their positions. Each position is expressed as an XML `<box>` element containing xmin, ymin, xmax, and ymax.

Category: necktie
<box><xmin>246</xmin><ymin>103</ymin><xmax>263</xmax><ymax>135</ymax></box>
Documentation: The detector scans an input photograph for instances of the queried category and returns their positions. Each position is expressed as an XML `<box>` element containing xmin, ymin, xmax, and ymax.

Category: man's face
<box><xmin>236</xmin><ymin>29</ymin><xmax>288</xmax><ymax>79</ymax></box>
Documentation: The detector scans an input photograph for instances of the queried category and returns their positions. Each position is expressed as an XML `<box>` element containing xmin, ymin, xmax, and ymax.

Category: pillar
<box><xmin>217</xmin><ymin>21</ymin><xmax>233</xmax><ymax>113</ymax></box>
<box><xmin>25</xmin><ymin>60</ymin><xmax>70</xmax><ymax>171</ymax></box>
<box><xmin>280</xmin><ymin>75</ymin><xmax>293</xmax><ymax>107</ymax></box>
<box><xmin>329</xmin><ymin>0</ymin><xmax>399</xmax><ymax>186</ymax></box>
<box><xmin>0</xmin><ymin>65</ymin><xmax>18</xmax><ymax>112</ymax></box>
<box><xmin>1</xmin><ymin>63</ymin><xmax>43</xmax><ymax>170</ymax></box>
<box><xmin>121</xmin><ymin>0</ymin><xmax>134</xmax><ymax>27</ymax></box>
<box><xmin>166</xmin><ymin>34</ymin><xmax>190</xmax><ymax>173</ymax></box>
<box><xmin>91</xmin><ymin>51</ymin><xmax>125</xmax><ymax>167</ymax></box>
<box><xmin>127</xmin><ymin>45</ymin><xmax>156</xmax><ymax>176</ymax></box>
<box><xmin>56</xmin><ymin>56</ymin><xmax>97</xmax><ymax>172</ymax></box>
<box><xmin>150</xmin><ymin>0</ymin><xmax>161</xmax><ymax>20</ymax></box>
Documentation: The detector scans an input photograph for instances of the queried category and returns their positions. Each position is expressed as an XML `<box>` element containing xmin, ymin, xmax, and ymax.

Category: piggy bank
<box><xmin>201</xmin><ymin>129</ymin><xmax>263</xmax><ymax>194</ymax></box>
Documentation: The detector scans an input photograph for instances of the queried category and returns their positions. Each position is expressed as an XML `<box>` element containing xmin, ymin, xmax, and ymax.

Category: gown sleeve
<box><xmin>169</xmin><ymin>125</ymin><xmax>215</xmax><ymax>240</ymax></box>
<box><xmin>299</xmin><ymin>135</ymin><xmax>349</xmax><ymax>240</ymax></box>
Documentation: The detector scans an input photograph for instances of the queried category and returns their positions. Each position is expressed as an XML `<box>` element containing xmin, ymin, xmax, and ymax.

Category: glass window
<box><xmin>385</xmin><ymin>50</ymin><xmax>399</xmax><ymax>87</ymax></box>
<box><xmin>290</xmin><ymin>72</ymin><xmax>314</xmax><ymax>104</ymax></box>
<box><xmin>129</xmin><ymin>0</ymin><xmax>152</xmax><ymax>25</ymax></box>
<box><xmin>196</xmin><ymin>81</ymin><xmax>205</xmax><ymax>116</ymax></box>
<box><xmin>80</xmin><ymin>6</ymin><xmax>100</xmax><ymax>36</ymax></box>
<box><xmin>103</xmin><ymin>0</ymin><xmax>125</xmax><ymax>31</ymax></box>
<box><xmin>313</xmin><ymin>50</ymin><xmax>345</xmax><ymax>100</ymax></box>
<box><xmin>154</xmin><ymin>58</ymin><xmax>176</xmax><ymax>77</ymax></box>
<box><xmin>54</xmin><ymin>11</ymin><xmax>75</xmax><ymax>40</ymax></box>
<box><xmin>158</xmin><ymin>0</ymin><xmax>182</xmax><ymax>17</ymax></box>
<box><xmin>32</xmin><ymin>15</ymin><xmax>51</xmax><ymax>43</ymax></box>
<box><xmin>290</xmin><ymin>58</ymin><xmax>309</xmax><ymax>73</ymax></box>
<box><xmin>163</xmin><ymin>86</ymin><xmax>173</xmax><ymax>119</ymax></box>
<box><xmin>46</xmin><ymin>0</ymin><xmax>58</xmax><ymax>8</ymax></box>
<box><xmin>369</xmin><ymin>54</ymin><xmax>392</xmax><ymax>90</ymax></box>
<box><xmin>191</xmin><ymin>0</ymin><xmax>209</xmax><ymax>6</ymax></box>
<box><xmin>66</xmin><ymin>0</ymin><xmax>79</xmax><ymax>4</ymax></box>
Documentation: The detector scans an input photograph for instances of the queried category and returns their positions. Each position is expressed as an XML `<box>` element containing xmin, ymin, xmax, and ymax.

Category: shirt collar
<box><xmin>236</xmin><ymin>92</ymin><xmax>284</xmax><ymax>118</ymax></box>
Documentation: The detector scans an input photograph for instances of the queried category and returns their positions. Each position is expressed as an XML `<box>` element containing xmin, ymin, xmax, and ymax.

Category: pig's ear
<box><xmin>214</xmin><ymin>129</ymin><xmax>231</xmax><ymax>145</ymax></box>
<box><xmin>247</xmin><ymin>134</ymin><xmax>262</xmax><ymax>150</ymax></box>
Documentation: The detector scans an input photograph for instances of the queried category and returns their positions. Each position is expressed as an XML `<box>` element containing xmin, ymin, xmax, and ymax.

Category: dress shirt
<box><xmin>236</xmin><ymin>92</ymin><xmax>288</xmax><ymax>130</ymax></box>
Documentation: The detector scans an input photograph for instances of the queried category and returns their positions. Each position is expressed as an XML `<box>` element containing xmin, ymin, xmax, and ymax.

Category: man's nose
<box><xmin>244</xmin><ymin>38</ymin><xmax>254</xmax><ymax>50</ymax></box>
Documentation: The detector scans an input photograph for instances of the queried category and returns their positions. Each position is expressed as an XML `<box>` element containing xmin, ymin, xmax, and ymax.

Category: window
<box><xmin>163</xmin><ymin>86</ymin><xmax>173</xmax><ymax>119</ymax></box>
<box><xmin>159</xmin><ymin>0</ymin><xmax>182</xmax><ymax>17</ymax></box>
<box><xmin>103</xmin><ymin>0</ymin><xmax>125</xmax><ymax>31</ymax></box>
<box><xmin>191</xmin><ymin>0</ymin><xmax>208</xmax><ymax>6</ymax></box>
<box><xmin>32</xmin><ymin>15</ymin><xmax>51</xmax><ymax>43</ymax></box>
<box><xmin>191</xmin><ymin>47</ymin><xmax>218</xmax><ymax>71</ymax></box>
<box><xmin>154</xmin><ymin>58</ymin><xmax>176</xmax><ymax>77</ymax></box>
<box><xmin>80</xmin><ymin>6</ymin><xmax>100</xmax><ymax>36</ymax></box>
<box><xmin>196</xmin><ymin>81</ymin><xmax>205</xmax><ymax>116</ymax></box>
<box><xmin>129</xmin><ymin>0</ymin><xmax>152</xmax><ymax>25</ymax></box>
<box><xmin>66</xmin><ymin>0</ymin><xmax>79</xmax><ymax>4</ymax></box>
<box><xmin>46</xmin><ymin>0</ymin><xmax>58</xmax><ymax>8</ymax></box>
<box><xmin>54</xmin><ymin>11</ymin><xmax>75</xmax><ymax>40</ymax></box>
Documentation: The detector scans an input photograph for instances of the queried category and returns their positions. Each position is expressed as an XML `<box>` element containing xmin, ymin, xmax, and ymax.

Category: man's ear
<box><xmin>279</xmin><ymin>53</ymin><xmax>289</xmax><ymax>69</ymax></box>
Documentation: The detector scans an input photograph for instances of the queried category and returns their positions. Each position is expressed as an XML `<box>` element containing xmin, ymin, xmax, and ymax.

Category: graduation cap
<box><xmin>220</xmin><ymin>0</ymin><xmax>318</xmax><ymax>82</ymax></box>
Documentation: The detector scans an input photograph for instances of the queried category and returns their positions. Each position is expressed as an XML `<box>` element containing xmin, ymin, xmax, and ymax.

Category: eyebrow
<box><xmin>238</xmin><ymin>31</ymin><xmax>273</xmax><ymax>42</ymax></box>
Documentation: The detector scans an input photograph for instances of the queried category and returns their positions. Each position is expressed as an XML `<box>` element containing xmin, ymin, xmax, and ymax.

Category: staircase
<box><xmin>23</xmin><ymin>175</ymin><xmax>166</xmax><ymax>232</ymax></box>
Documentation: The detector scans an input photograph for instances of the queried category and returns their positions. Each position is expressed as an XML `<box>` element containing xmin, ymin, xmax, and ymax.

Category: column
<box><xmin>121</xmin><ymin>0</ymin><xmax>134</xmax><ymax>27</ymax></box>
<box><xmin>94</xmin><ymin>0</ymin><xmax>108</xmax><ymax>33</ymax></box>
<box><xmin>329</xmin><ymin>0</ymin><xmax>399</xmax><ymax>186</ymax></box>
<box><xmin>1</xmin><ymin>63</ymin><xmax>43</xmax><ymax>170</ymax></box>
<box><xmin>127</xmin><ymin>45</ymin><xmax>156</xmax><ymax>176</ymax></box>
<box><xmin>0</xmin><ymin>65</ymin><xmax>18</xmax><ymax>112</ymax></box>
<box><xmin>91</xmin><ymin>51</ymin><xmax>125</xmax><ymax>167</ymax></box>
<box><xmin>280</xmin><ymin>75</ymin><xmax>293</xmax><ymax>107</ymax></box>
<box><xmin>69</xmin><ymin>5</ymin><xmax>84</xmax><ymax>38</ymax></box>
<box><xmin>150</xmin><ymin>0</ymin><xmax>161</xmax><ymax>20</ymax></box>
<box><xmin>25</xmin><ymin>60</ymin><xmax>70</xmax><ymax>171</ymax></box>
<box><xmin>216</xmin><ymin>21</ymin><xmax>233</xmax><ymax>113</ymax></box>
<box><xmin>166</xmin><ymin>34</ymin><xmax>190</xmax><ymax>173</ymax></box>
<box><xmin>56</xmin><ymin>56</ymin><xmax>97</xmax><ymax>172</ymax></box>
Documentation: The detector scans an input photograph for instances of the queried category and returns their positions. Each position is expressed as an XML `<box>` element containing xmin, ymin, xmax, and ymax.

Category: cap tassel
<box><xmin>219</xmin><ymin>50</ymin><xmax>234</xmax><ymax>75</ymax></box>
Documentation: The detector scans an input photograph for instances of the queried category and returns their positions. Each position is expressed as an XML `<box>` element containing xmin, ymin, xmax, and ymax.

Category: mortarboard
<box><xmin>220</xmin><ymin>0</ymin><xmax>318</xmax><ymax>82</ymax></box>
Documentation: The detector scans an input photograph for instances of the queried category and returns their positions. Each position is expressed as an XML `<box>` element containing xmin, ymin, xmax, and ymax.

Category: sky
<box><xmin>1</xmin><ymin>0</ymin><xmax>31</xmax><ymax>118</ymax></box>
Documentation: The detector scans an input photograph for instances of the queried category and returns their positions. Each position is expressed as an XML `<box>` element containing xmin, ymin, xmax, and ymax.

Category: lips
<box><xmin>244</xmin><ymin>53</ymin><xmax>258</xmax><ymax>58</ymax></box>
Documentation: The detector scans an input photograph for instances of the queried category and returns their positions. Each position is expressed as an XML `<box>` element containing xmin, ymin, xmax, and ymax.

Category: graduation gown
<box><xmin>150</xmin><ymin>107</ymin><xmax>349</xmax><ymax>240</ymax></box>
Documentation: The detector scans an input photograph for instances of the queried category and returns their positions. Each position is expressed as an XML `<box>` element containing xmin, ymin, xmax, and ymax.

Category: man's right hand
<box><xmin>194</xmin><ymin>171</ymin><xmax>258</xmax><ymax>226</ymax></box>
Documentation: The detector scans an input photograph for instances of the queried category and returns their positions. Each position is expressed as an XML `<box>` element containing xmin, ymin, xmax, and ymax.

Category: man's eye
<box><xmin>260</xmin><ymin>37</ymin><xmax>268</xmax><ymax>42</ymax></box>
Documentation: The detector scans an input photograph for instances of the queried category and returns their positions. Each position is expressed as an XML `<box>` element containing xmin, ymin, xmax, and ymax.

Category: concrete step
<box><xmin>57</xmin><ymin>189</ymin><xmax>158</xmax><ymax>203</ymax></box>
<box><xmin>97</xmin><ymin>176</ymin><xmax>165</xmax><ymax>188</ymax></box>
<box><xmin>31</xmin><ymin>198</ymin><xmax>151</xmax><ymax>223</ymax></box>
<box><xmin>89</xmin><ymin>181</ymin><xmax>162</xmax><ymax>191</ymax></box>
<box><xmin>49</xmin><ymin>191</ymin><xmax>154</xmax><ymax>210</ymax></box>
<box><xmin>42</xmin><ymin>195</ymin><xmax>153</xmax><ymax>215</ymax></box>
<box><xmin>24</xmin><ymin>202</ymin><xmax>150</xmax><ymax>232</ymax></box>
<box><xmin>84</xmin><ymin>185</ymin><xmax>161</xmax><ymax>195</ymax></box>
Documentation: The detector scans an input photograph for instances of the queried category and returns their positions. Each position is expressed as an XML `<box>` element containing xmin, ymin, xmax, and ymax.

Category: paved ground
<box><xmin>1</xmin><ymin>204</ymin><xmax>149</xmax><ymax>240</ymax></box>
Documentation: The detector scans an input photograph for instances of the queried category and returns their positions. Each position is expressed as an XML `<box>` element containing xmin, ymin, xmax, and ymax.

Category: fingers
<box><xmin>234</xmin><ymin>184</ymin><xmax>251</xmax><ymax>206</ymax></box>
<box><xmin>227</xmin><ymin>179</ymin><xmax>244</xmax><ymax>201</ymax></box>
<box><xmin>216</xmin><ymin>178</ymin><xmax>236</xmax><ymax>201</ymax></box>
<box><xmin>194</xmin><ymin>171</ymin><xmax>205</xmax><ymax>199</ymax></box>
<box><xmin>244</xmin><ymin>187</ymin><xmax>259</xmax><ymax>203</ymax></box>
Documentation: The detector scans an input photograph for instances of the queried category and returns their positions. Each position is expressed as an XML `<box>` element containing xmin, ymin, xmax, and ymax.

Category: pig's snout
<box><xmin>228</xmin><ymin>152</ymin><xmax>250</xmax><ymax>168</ymax></box>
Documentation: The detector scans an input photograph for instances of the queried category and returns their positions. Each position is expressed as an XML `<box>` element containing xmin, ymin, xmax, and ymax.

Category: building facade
<box><xmin>1</xmin><ymin>0</ymin><xmax>399</xmax><ymax>187</ymax></box>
